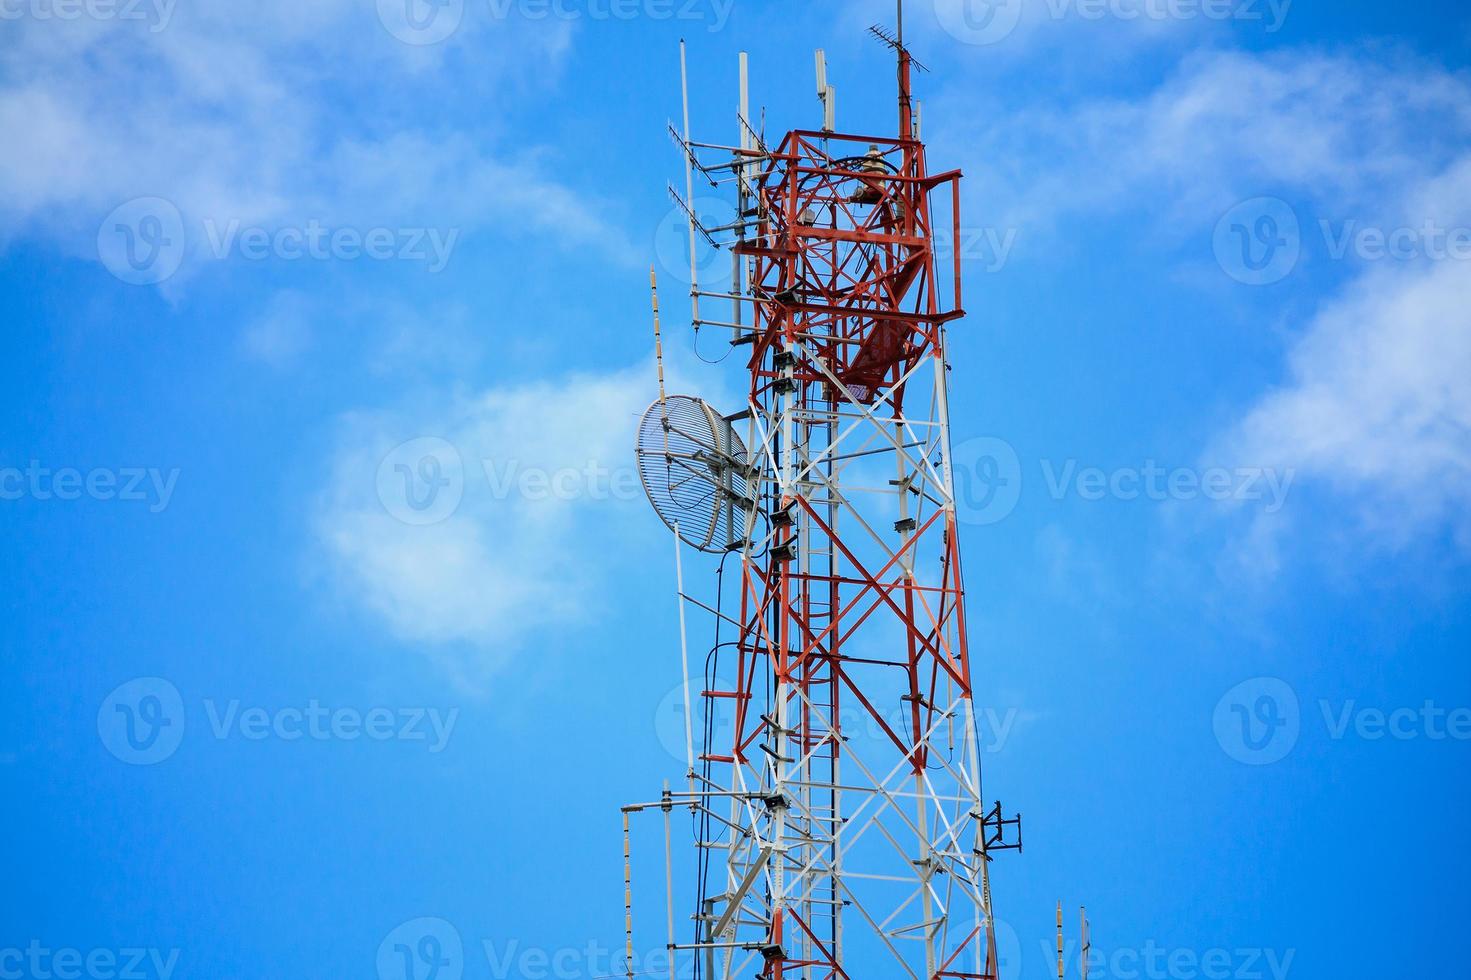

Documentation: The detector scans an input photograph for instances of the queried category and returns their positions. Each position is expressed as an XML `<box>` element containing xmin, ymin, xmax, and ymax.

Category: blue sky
<box><xmin>2</xmin><ymin>0</ymin><xmax>1469</xmax><ymax>977</ymax></box>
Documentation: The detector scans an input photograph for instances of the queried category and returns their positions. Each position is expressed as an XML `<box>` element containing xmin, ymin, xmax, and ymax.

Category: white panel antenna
<box><xmin>816</xmin><ymin>49</ymin><xmax>835</xmax><ymax>132</ymax></box>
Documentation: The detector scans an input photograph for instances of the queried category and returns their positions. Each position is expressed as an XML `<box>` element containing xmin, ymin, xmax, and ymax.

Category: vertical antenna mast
<box><xmin>897</xmin><ymin>0</ymin><xmax>913</xmax><ymax>139</ymax></box>
<box><xmin>1081</xmin><ymin>907</ymin><xmax>1092</xmax><ymax>980</ymax></box>
<box><xmin>678</xmin><ymin>41</ymin><xmax>700</xmax><ymax>334</ymax></box>
<box><xmin>735</xmin><ymin>51</ymin><xmax>751</xmax><ymax>333</ymax></box>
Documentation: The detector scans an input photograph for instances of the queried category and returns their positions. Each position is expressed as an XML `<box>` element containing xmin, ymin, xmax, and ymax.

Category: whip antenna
<box><xmin>650</xmin><ymin>266</ymin><xmax>669</xmax><ymax>409</ymax></box>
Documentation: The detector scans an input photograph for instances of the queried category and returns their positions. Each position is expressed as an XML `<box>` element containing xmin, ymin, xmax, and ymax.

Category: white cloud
<box><xmin>1216</xmin><ymin>259</ymin><xmax>1471</xmax><ymax>553</ymax></box>
<box><xmin>315</xmin><ymin>365</ymin><xmax>648</xmax><ymax>673</ymax></box>
<box><xmin>240</xmin><ymin>290</ymin><xmax>314</xmax><ymax>368</ymax></box>
<box><xmin>936</xmin><ymin>45</ymin><xmax>1471</xmax><ymax>566</ymax></box>
<box><xmin>0</xmin><ymin>1</ymin><xmax>628</xmax><ymax>278</ymax></box>
<box><xmin>312</xmin><ymin>349</ymin><xmax>736</xmax><ymax>681</ymax></box>
<box><xmin>940</xmin><ymin>48</ymin><xmax>1471</xmax><ymax>235</ymax></box>
<box><xmin>314</xmin><ymin>341</ymin><xmax>741</xmax><ymax>679</ymax></box>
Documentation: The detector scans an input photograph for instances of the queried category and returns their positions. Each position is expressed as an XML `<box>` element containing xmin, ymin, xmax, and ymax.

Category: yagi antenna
<box><xmin>869</xmin><ymin>19</ymin><xmax>927</xmax><ymax>137</ymax></box>
<box><xmin>868</xmin><ymin>23</ymin><xmax>929</xmax><ymax>71</ymax></box>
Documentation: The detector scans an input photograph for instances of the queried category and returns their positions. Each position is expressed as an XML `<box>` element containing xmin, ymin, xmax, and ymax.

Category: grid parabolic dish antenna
<box><xmin>636</xmin><ymin>395</ymin><xmax>754</xmax><ymax>553</ymax></box>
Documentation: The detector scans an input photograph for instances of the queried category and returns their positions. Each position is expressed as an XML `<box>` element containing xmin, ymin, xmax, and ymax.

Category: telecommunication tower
<box><xmin>625</xmin><ymin>8</ymin><xmax>1022</xmax><ymax>978</ymax></box>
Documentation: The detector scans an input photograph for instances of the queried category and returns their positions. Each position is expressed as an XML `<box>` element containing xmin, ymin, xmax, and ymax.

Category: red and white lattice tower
<box><xmin>625</xmin><ymin>17</ymin><xmax>1020</xmax><ymax>980</ymax></box>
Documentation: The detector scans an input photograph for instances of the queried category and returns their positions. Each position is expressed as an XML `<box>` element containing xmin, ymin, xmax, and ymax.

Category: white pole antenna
<box><xmin>679</xmin><ymin>40</ymin><xmax>701</xmax><ymax>333</ymax></box>
<box><xmin>1081</xmin><ymin>907</ymin><xmax>1091</xmax><ymax>980</ymax></box>
<box><xmin>736</xmin><ymin>51</ymin><xmax>751</xmax><ymax>330</ymax></box>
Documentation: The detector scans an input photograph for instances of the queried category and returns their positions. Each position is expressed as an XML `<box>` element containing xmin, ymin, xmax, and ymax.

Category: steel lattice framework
<box><xmin>625</xmin><ymin>31</ymin><xmax>1019</xmax><ymax>980</ymax></box>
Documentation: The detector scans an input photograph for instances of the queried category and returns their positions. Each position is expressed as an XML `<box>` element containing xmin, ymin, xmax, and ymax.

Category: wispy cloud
<box><xmin>937</xmin><ymin>46</ymin><xmax>1471</xmax><ymax>569</ymax></box>
<box><xmin>0</xmin><ymin>0</ymin><xmax>629</xmax><ymax>282</ymax></box>
<box><xmin>310</xmin><ymin>334</ymin><xmax>740</xmax><ymax>683</ymax></box>
<box><xmin>1215</xmin><ymin>259</ymin><xmax>1471</xmax><ymax>556</ymax></box>
<box><xmin>239</xmin><ymin>289</ymin><xmax>315</xmax><ymax>369</ymax></box>
<box><xmin>313</xmin><ymin>364</ymin><xmax>649</xmax><ymax>683</ymax></box>
<box><xmin>941</xmin><ymin>48</ymin><xmax>1471</xmax><ymax>235</ymax></box>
